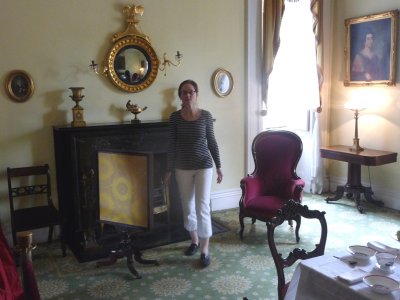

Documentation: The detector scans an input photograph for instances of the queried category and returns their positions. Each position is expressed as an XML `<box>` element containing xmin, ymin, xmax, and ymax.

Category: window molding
<box><xmin>246</xmin><ymin>0</ymin><xmax>263</xmax><ymax>175</ymax></box>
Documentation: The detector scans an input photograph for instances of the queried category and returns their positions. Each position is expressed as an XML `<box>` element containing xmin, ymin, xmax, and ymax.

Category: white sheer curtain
<box><xmin>263</xmin><ymin>0</ymin><xmax>323</xmax><ymax>193</ymax></box>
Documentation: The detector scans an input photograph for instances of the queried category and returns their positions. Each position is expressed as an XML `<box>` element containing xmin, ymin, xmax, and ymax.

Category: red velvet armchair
<box><xmin>239</xmin><ymin>130</ymin><xmax>305</xmax><ymax>240</ymax></box>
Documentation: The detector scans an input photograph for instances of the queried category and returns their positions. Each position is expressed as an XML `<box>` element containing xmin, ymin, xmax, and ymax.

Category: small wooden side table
<box><xmin>320</xmin><ymin>145</ymin><xmax>397</xmax><ymax>213</ymax></box>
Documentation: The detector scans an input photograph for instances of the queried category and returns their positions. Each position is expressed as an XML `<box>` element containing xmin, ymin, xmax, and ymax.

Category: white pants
<box><xmin>175</xmin><ymin>168</ymin><xmax>213</xmax><ymax>239</ymax></box>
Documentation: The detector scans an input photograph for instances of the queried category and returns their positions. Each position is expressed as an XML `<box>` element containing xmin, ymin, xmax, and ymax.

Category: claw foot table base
<box><xmin>320</xmin><ymin>145</ymin><xmax>397</xmax><ymax>213</ymax></box>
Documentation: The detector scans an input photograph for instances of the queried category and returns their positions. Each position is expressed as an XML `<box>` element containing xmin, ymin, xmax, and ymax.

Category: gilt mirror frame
<box><xmin>103</xmin><ymin>4</ymin><xmax>159</xmax><ymax>93</ymax></box>
<box><xmin>105</xmin><ymin>36</ymin><xmax>159</xmax><ymax>93</ymax></box>
<box><xmin>344</xmin><ymin>10</ymin><xmax>398</xmax><ymax>87</ymax></box>
<box><xmin>212</xmin><ymin>68</ymin><xmax>233</xmax><ymax>97</ymax></box>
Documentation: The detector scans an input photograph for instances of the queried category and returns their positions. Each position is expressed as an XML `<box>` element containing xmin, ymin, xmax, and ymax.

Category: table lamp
<box><xmin>344</xmin><ymin>102</ymin><xmax>366</xmax><ymax>152</ymax></box>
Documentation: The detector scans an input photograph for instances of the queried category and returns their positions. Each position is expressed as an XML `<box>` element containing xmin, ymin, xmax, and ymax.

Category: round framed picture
<box><xmin>5</xmin><ymin>70</ymin><xmax>35</xmax><ymax>102</ymax></box>
<box><xmin>212</xmin><ymin>68</ymin><xmax>233</xmax><ymax>97</ymax></box>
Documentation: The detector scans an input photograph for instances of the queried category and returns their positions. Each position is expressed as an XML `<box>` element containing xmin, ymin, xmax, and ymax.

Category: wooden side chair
<box><xmin>266</xmin><ymin>199</ymin><xmax>327</xmax><ymax>300</ymax></box>
<box><xmin>7</xmin><ymin>164</ymin><xmax>66</xmax><ymax>257</ymax></box>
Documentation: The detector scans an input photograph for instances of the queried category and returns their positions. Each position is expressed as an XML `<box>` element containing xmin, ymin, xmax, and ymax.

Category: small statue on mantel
<box><xmin>126</xmin><ymin>100</ymin><xmax>147</xmax><ymax>123</ymax></box>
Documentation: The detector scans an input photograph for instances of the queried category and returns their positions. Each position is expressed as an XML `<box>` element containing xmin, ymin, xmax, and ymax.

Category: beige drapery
<box><xmin>310</xmin><ymin>0</ymin><xmax>323</xmax><ymax>112</ymax></box>
<box><xmin>309</xmin><ymin>0</ymin><xmax>324</xmax><ymax>194</ymax></box>
<box><xmin>262</xmin><ymin>0</ymin><xmax>322</xmax><ymax>113</ymax></box>
<box><xmin>261</xmin><ymin>0</ymin><xmax>285</xmax><ymax>112</ymax></box>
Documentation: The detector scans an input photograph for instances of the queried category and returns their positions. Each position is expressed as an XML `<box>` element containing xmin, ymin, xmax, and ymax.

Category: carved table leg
<box><xmin>326</xmin><ymin>162</ymin><xmax>385</xmax><ymax>213</ymax></box>
<box><xmin>96</xmin><ymin>231</ymin><xmax>159</xmax><ymax>278</ymax></box>
<box><xmin>354</xmin><ymin>192</ymin><xmax>364</xmax><ymax>213</ymax></box>
<box><xmin>363</xmin><ymin>187</ymin><xmax>384</xmax><ymax>206</ymax></box>
<box><xmin>126</xmin><ymin>252</ymin><xmax>141</xmax><ymax>279</ymax></box>
<box><xmin>96</xmin><ymin>250</ymin><xmax>120</xmax><ymax>267</ymax></box>
<box><xmin>342</xmin><ymin>185</ymin><xmax>384</xmax><ymax>213</ymax></box>
<box><xmin>134</xmin><ymin>250</ymin><xmax>159</xmax><ymax>266</ymax></box>
<box><xmin>326</xmin><ymin>185</ymin><xmax>345</xmax><ymax>203</ymax></box>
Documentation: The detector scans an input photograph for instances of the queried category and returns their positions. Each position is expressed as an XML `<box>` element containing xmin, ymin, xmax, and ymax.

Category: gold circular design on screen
<box><xmin>111</xmin><ymin>176</ymin><xmax>132</xmax><ymax>202</ymax></box>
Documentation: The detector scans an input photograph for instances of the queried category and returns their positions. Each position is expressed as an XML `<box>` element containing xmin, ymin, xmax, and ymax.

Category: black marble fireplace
<box><xmin>53</xmin><ymin>121</ymin><xmax>185</xmax><ymax>262</ymax></box>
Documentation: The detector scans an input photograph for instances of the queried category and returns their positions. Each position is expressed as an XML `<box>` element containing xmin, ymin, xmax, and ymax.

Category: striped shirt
<box><xmin>166</xmin><ymin>109</ymin><xmax>221</xmax><ymax>171</ymax></box>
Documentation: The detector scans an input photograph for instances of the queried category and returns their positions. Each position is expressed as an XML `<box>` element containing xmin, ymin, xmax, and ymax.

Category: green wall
<box><xmin>0</xmin><ymin>0</ymin><xmax>245</xmax><ymax>238</ymax></box>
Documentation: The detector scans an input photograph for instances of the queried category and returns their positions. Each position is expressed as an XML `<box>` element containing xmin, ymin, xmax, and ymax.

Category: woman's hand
<box><xmin>216</xmin><ymin>168</ymin><xmax>223</xmax><ymax>184</ymax></box>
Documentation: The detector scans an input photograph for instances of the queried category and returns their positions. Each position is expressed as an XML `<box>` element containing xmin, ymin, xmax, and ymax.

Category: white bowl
<box><xmin>363</xmin><ymin>275</ymin><xmax>399</xmax><ymax>294</ymax></box>
<box><xmin>347</xmin><ymin>245</ymin><xmax>376</xmax><ymax>261</ymax></box>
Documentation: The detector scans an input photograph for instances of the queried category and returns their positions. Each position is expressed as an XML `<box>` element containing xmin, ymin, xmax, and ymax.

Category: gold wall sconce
<box><xmin>90</xmin><ymin>50</ymin><xmax>183</xmax><ymax>78</ymax></box>
<box><xmin>89</xmin><ymin>3</ymin><xmax>183</xmax><ymax>92</ymax></box>
<box><xmin>159</xmin><ymin>51</ymin><xmax>183</xmax><ymax>76</ymax></box>
<box><xmin>89</xmin><ymin>60</ymin><xmax>101</xmax><ymax>75</ymax></box>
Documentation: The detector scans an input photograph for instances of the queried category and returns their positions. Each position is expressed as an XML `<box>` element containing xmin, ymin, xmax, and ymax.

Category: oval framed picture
<box><xmin>5</xmin><ymin>70</ymin><xmax>35</xmax><ymax>102</ymax></box>
<box><xmin>212</xmin><ymin>68</ymin><xmax>233</xmax><ymax>97</ymax></box>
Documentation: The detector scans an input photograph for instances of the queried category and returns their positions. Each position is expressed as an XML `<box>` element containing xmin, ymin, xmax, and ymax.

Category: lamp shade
<box><xmin>344</xmin><ymin>100</ymin><xmax>366</xmax><ymax>111</ymax></box>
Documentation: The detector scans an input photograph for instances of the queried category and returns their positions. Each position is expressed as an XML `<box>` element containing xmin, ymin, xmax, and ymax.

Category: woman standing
<box><xmin>164</xmin><ymin>79</ymin><xmax>223</xmax><ymax>267</ymax></box>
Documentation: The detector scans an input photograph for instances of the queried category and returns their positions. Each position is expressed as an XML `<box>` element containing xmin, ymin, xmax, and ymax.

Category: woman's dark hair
<box><xmin>178</xmin><ymin>79</ymin><xmax>198</xmax><ymax>97</ymax></box>
<box><xmin>363</xmin><ymin>27</ymin><xmax>375</xmax><ymax>39</ymax></box>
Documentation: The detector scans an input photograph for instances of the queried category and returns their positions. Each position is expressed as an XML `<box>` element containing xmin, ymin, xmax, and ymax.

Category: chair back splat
<box><xmin>239</xmin><ymin>130</ymin><xmax>305</xmax><ymax>240</ymax></box>
<box><xmin>267</xmin><ymin>199</ymin><xmax>327</xmax><ymax>300</ymax></box>
<box><xmin>7</xmin><ymin>164</ymin><xmax>66</xmax><ymax>257</ymax></box>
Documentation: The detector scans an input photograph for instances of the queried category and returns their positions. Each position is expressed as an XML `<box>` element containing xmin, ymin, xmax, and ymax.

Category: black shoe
<box><xmin>200</xmin><ymin>253</ymin><xmax>211</xmax><ymax>267</ymax></box>
<box><xmin>184</xmin><ymin>243</ymin><xmax>199</xmax><ymax>256</ymax></box>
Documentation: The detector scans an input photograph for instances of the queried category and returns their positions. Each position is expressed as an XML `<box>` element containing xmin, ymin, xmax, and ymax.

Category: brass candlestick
<box><xmin>349</xmin><ymin>108</ymin><xmax>364</xmax><ymax>152</ymax></box>
<box><xmin>69</xmin><ymin>87</ymin><xmax>86</xmax><ymax>127</ymax></box>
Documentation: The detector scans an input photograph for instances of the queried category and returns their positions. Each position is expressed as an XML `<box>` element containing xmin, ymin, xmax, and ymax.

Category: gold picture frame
<box><xmin>212</xmin><ymin>68</ymin><xmax>233</xmax><ymax>97</ymax></box>
<box><xmin>105</xmin><ymin>36</ymin><xmax>159</xmax><ymax>93</ymax></box>
<box><xmin>5</xmin><ymin>70</ymin><xmax>35</xmax><ymax>102</ymax></box>
<box><xmin>344</xmin><ymin>10</ymin><xmax>398</xmax><ymax>87</ymax></box>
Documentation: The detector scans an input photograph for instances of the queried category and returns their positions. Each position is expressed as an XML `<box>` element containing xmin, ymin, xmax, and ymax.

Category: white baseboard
<box><xmin>211</xmin><ymin>188</ymin><xmax>241</xmax><ymax>211</ymax></box>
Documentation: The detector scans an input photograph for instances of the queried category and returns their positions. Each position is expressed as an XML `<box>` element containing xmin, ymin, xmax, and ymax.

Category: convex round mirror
<box><xmin>105</xmin><ymin>36</ymin><xmax>159</xmax><ymax>93</ymax></box>
<box><xmin>212</xmin><ymin>68</ymin><xmax>233</xmax><ymax>97</ymax></box>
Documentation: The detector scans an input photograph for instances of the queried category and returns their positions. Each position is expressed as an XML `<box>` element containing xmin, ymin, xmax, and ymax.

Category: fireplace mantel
<box><xmin>53</xmin><ymin>121</ymin><xmax>183</xmax><ymax>262</ymax></box>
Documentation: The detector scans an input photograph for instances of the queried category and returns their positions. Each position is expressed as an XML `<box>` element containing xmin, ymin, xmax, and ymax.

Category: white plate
<box><xmin>368</xmin><ymin>241</ymin><xmax>399</xmax><ymax>255</ymax></box>
<box><xmin>347</xmin><ymin>245</ymin><xmax>376</xmax><ymax>261</ymax></box>
<box><xmin>363</xmin><ymin>275</ymin><xmax>399</xmax><ymax>294</ymax></box>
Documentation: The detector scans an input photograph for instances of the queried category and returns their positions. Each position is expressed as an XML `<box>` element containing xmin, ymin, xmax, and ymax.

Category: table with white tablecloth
<box><xmin>285</xmin><ymin>250</ymin><xmax>400</xmax><ymax>300</ymax></box>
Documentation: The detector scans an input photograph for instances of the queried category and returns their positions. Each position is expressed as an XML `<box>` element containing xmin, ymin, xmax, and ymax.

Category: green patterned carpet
<box><xmin>33</xmin><ymin>193</ymin><xmax>400</xmax><ymax>299</ymax></box>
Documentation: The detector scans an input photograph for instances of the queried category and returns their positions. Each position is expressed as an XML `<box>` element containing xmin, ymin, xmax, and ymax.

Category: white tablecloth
<box><xmin>285</xmin><ymin>250</ymin><xmax>400</xmax><ymax>300</ymax></box>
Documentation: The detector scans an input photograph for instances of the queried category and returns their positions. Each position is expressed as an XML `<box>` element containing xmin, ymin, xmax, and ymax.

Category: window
<box><xmin>263</xmin><ymin>0</ymin><xmax>320</xmax><ymax>131</ymax></box>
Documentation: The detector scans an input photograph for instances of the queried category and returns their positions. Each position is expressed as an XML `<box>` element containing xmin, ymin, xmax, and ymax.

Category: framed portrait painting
<box><xmin>344</xmin><ymin>10</ymin><xmax>398</xmax><ymax>87</ymax></box>
<box><xmin>5</xmin><ymin>70</ymin><xmax>35</xmax><ymax>102</ymax></box>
